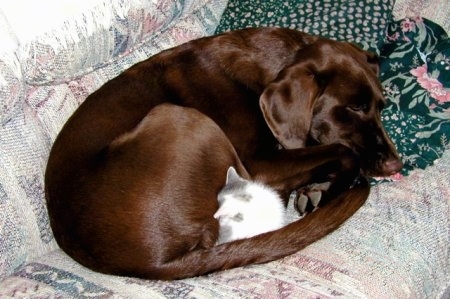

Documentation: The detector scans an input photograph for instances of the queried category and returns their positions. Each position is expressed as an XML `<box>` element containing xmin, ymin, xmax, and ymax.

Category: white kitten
<box><xmin>214</xmin><ymin>166</ymin><xmax>286</xmax><ymax>244</ymax></box>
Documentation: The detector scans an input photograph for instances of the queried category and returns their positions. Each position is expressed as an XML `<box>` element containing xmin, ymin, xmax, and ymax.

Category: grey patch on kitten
<box><xmin>214</xmin><ymin>166</ymin><xmax>286</xmax><ymax>244</ymax></box>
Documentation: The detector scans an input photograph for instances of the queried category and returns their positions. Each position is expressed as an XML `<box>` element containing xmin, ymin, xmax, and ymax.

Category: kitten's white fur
<box><xmin>214</xmin><ymin>167</ymin><xmax>286</xmax><ymax>244</ymax></box>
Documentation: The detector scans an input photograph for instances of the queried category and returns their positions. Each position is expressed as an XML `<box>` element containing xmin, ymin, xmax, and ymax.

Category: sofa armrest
<box><xmin>0</xmin><ymin>11</ymin><xmax>24</xmax><ymax>125</ymax></box>
<box><xmin>2</xmin><ymin>0</ymin><xmax>222</xmax><ymax>85</ymax></box>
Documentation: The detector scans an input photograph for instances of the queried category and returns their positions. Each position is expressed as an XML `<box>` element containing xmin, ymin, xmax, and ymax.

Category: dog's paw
<box><xmin>293</xmin><ymin>182</ymin><xmax>331</xmax><ymax>216</ymax></box>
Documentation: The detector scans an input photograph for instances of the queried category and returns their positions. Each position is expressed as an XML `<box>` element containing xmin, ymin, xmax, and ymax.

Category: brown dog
<box><xmin>45</xmin><ymin>28</ymin><xmax>402</xmax><ymax>280</ymax></box>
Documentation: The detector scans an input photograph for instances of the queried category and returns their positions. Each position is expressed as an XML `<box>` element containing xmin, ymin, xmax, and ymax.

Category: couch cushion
<box><xmin>0</xmin><ymin>107</ymin><xmax>57</xmax><ymax>281</ymax></box>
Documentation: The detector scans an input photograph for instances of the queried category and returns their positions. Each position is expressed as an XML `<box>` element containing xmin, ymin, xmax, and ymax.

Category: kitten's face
<box><xmin>214</xmin><ymin>191</ymin><xmax>253</xmax><ymax>224</ymax></box>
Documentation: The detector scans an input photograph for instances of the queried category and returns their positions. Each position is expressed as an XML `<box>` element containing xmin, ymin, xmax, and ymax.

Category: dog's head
<box><xmin>260</xmin><ymin>40</ymin><xmax>402</xmax><ymax>177</ymax></box>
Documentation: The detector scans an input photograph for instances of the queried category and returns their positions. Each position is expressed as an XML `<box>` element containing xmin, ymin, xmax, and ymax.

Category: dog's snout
<box><xmin>382</xmin><ymin>157</ymin><xmax>403</xmax><ymax>175</ymax></box>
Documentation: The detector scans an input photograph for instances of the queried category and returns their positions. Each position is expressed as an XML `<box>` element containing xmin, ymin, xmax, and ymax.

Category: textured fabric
<box><xmin>0</xmin><ymin>0</ymin><xmax>226</xmax><ymax>124</ymax></box>
<box><xmin>216</xmin><ymin>0</ymin><xmax>394</xmax><ymax>53</ymax></box>
<box><xmin>392</xmin><ymin>0</ymin><xmax>450</xmax><ymax>34</ymax></box>
<box><xmin>0</xmin><ymin>51</ymin><xmax>24</xmax><ymax>125</ymax></box>
<box><xmin>1</xmin><ymin>0</ymin><xmax>226</xmax><ymax>85</ymax></box>
<box><xmin>0</xmin><ymin>0</ymin><xmax>227</xmax><ymax>122</ymax></box>
<box><xmin>0</xmin><ymin>11</ymin><xmax>24</xmax><ymax>125</ymax></box>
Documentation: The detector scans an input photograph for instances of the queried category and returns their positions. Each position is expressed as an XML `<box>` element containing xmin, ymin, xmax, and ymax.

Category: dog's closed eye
<box><xmin>347</xmin><ymin>103</ymin><xmax>369</xmax><ymax>112</ymax></box>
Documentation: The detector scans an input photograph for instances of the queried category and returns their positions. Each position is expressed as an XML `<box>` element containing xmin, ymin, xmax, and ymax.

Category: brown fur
<box><xmin>45</xmin><ymin>28</ymin><xmax>402</xmax><ymax>280</ymax></box>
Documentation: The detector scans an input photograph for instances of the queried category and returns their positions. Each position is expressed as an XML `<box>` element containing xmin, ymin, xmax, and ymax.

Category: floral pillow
<box><xmin>377</xmin><ymin>17</ymin><xmax>450</xmax><ymax>181</ymax></box>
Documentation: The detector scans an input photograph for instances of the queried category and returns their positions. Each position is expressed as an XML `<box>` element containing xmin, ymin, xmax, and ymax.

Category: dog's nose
<box><xmin>382</xmin><ymin>158</ymin><xmax>403</xmax><ymax>175</ymax></box>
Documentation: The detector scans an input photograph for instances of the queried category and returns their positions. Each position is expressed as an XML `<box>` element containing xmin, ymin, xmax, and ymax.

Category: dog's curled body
<box><xmin>46</xmin><ymin>28</ymin><xmax>401</xmax><ymax>280</ymax></box>
<box><xmin>49</xmin><ymin>103</ymin><xmax>250</xmax><ymax>277</ymax></box>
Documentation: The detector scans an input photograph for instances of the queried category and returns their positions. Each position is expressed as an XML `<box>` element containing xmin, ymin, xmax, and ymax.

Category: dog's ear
<box><xmin>365</xmin><ymin>51</ymin><xmax>380</xmax><ymax>75</ymax></box>
<box><xmin>348</xmin><ymin>43</ymin><xmax>380</xmax><ymax>75</ymax></box>
<box><xmin>260</xmin><ymin>64</ymin><xmax>321</xmax><ymax>149</ymax></box>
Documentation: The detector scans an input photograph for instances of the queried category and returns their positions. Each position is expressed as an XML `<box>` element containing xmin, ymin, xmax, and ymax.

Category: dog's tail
<box><xmin>137</xmin><ymin>178</ymin><xmax>370</xmax><ymax>280</ymax></box>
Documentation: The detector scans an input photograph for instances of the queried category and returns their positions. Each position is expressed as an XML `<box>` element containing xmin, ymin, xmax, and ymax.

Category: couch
<box><xmin>0</xmin><ymin>0</ymin><xmax>448</xmax><ymax>298</ymax></box>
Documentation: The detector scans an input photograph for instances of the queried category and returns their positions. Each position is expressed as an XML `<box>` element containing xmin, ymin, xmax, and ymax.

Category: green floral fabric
<box><xmin>377</xmin><ymin>18</ymin><xmax>450</xmax><ymax>181</ymax></box>
<box><xmin>215</xmin><ymin>0</ymin><xmax>394</xmax><ymax>53</ymax></box>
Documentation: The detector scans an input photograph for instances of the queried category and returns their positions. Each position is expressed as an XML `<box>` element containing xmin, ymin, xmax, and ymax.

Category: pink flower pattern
<box><xmin>410</xmin><ymin>64</ymin><xmax>450</xmax><ymax>104</ymax></box>
<box><xmin>401</xmin><ymin>18</ymin><xmax>416</xmax><ymax>32</ymax></box>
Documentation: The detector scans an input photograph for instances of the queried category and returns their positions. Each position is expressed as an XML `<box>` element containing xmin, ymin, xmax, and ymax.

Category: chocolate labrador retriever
<box><xmin>45</xmin><ymin>27</ymin><xmax>402</xmax><ymax>280</ymax></box>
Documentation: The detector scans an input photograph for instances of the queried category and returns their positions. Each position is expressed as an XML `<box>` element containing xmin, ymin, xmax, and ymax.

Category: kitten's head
<box><xmin>214</xmin><ymin>167</ymin><xmax>253</xmax><ymax>222</ymax></box>
<box><xmin>214</xmin><ymin>167</ymin><xmax>286</xmax><ymax>244</ymax></box>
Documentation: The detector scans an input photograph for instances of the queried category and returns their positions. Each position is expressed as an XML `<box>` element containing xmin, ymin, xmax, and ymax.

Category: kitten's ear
<box><xmin>226</xmin><ymin>166</ymin><xmax>242</xmax><ymax>184</ymax></box>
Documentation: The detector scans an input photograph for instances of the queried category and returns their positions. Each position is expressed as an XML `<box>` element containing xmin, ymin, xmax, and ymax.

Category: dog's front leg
<box><xmin>247</xmin><ymin>143</ymin><xmax>361</xmax><ymax>206</ymax></box>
